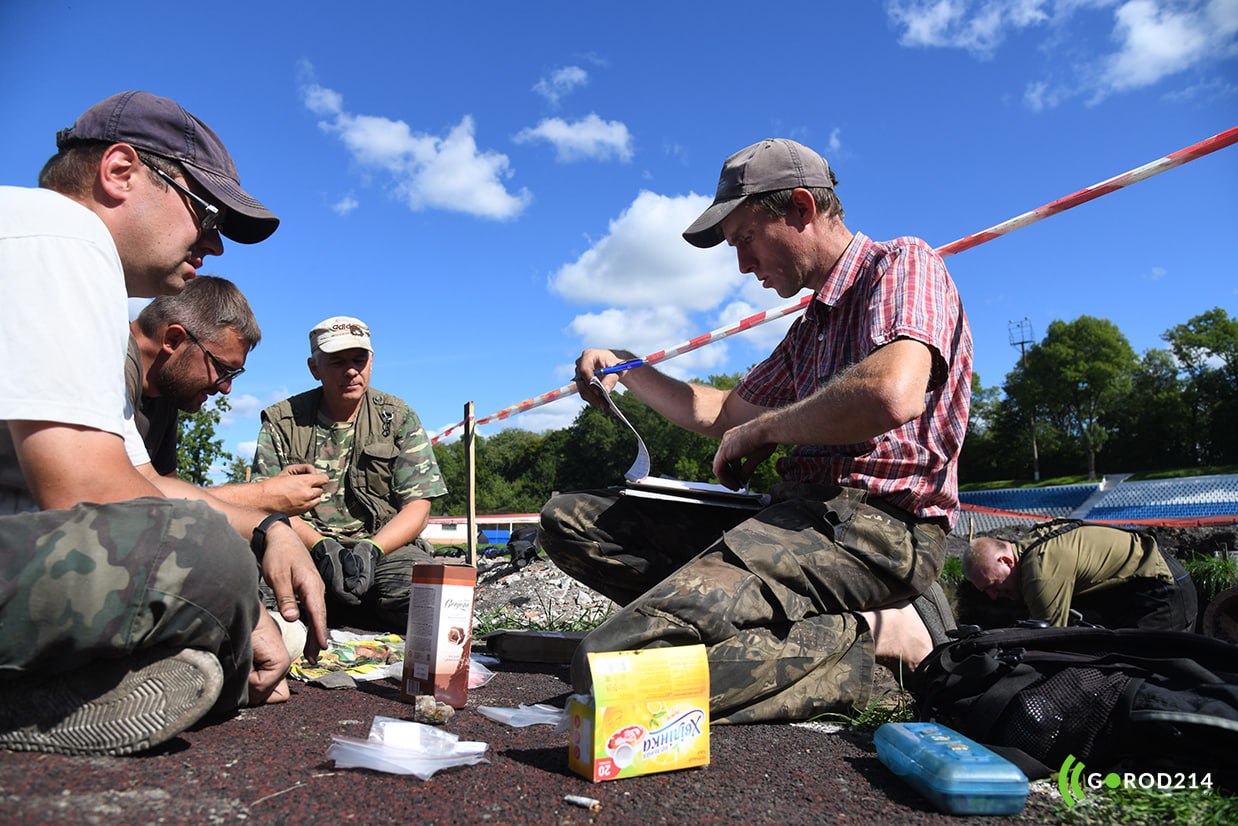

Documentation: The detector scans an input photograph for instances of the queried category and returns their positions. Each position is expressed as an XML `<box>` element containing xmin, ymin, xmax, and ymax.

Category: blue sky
<box><xmin>3</xmin><ymin>1</ymin><xmax>1236</xmax><ymax>473</ymax></box>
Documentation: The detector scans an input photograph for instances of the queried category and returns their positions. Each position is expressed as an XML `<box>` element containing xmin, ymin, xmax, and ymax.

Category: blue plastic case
<box><xmin>874</xmin><ymin>722</ymin><xmax>1028</xmax><ymax>815</ymax></box>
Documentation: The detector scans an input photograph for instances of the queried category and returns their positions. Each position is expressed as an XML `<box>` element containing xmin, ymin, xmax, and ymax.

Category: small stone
<box><xmin>413</xmin><ymin>694</ymin><xmax>455</xmax><ymax>725</ymax></box>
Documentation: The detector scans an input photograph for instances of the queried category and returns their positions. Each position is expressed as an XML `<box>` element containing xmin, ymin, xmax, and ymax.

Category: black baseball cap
<box><xmin>683</xmin><ymin>138</ymin><xmax>835</xmax><ymax>248</ymax></box>
<box><xmin>56</xmin><ymin>91</ymin><xmax>279</xmax><ymax>244</ymax></box>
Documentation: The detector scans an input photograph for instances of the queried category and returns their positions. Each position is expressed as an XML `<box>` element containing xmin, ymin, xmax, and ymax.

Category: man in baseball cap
<box><xmin>56</xmin><ymin>90</ymin><xmax>279</xmax><ymax>245</ymax></box>
<box><xmin>253</xmin><ymin>316</ymin><xmax>447</xmax><ymax>630</ymax></box>
<box><xmin>309</xmin><ymin>316</ymin><xmax>374</xmax><ymax>356</ymax></box>
<box><xmin>543</xmin><ymin>137</ymin><xmax>974</xmax><ymax>724</ymax></box>
<box><xmin>0</xmin><ymin>91</ymin><xmax>321</xmax><ymax>757</ymax></box>
<box><xmin>682</xmin><ymin>138</ymin><xmax>837</xmax><ymax>249</ymax></box>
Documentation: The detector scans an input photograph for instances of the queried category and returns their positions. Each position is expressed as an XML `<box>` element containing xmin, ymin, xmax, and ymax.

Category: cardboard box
<box><xmin>401</xmin><ymin>563</ymin><xmax>476</xmax><ymax>708</ymax></box>
<box><xmin>568</xmin><ymin>645</ymin><xmax>709</xmax><ymax>782</ymax></box>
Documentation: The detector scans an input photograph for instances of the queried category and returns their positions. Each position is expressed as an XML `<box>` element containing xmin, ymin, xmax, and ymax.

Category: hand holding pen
<box><xmin>572</xmin><ymin>349</ymin><xmax>643</xmax><ymax>410</ymax></box>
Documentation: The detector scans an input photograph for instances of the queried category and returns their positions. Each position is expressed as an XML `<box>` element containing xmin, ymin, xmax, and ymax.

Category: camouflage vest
<box><xmin>260</xmin><ymin>387</ymin><xmax>410</xmax><ymax>533</ymax></box>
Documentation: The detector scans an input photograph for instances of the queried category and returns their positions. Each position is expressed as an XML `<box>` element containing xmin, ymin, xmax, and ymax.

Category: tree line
<box><xmin>179</xmin><ymin>306</ymin><xmax>1237</xmax><ymax>508</ymax></box>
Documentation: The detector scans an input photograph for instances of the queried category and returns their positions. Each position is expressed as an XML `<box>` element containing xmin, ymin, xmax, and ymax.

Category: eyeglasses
<box><xmin>143</xmin><ymin>161</ymin><xmax>224</xmax><ymax>234</ymax></box>
<box><xmin>182</xmin><ymin>327</ymin><xmax>245</xmax><ymax>387</ymax></box>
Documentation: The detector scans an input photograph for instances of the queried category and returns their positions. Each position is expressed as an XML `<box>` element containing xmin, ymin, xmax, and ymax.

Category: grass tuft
<box><xmin>1058</xmin><ymin>784</ymin><xmax>1238</xmax><ymax>825</ymax></box>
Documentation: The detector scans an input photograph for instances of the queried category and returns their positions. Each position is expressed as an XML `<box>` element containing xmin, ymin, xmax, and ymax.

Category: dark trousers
<box><xmin>541</xmin><ymin>483</ymin><xmax>947</xmax><ymax>723</ymax></box>
<box><xmin>1074</xmin><ymin>554</ymin><xmax>1198</xmax><ymax>632</ymax></box>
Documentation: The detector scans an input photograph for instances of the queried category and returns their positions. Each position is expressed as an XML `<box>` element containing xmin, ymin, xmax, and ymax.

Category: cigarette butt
<box><xmin>564</xmin><ymin>794</ymin><xmax>602</xmax><ymax>812</ymax></box>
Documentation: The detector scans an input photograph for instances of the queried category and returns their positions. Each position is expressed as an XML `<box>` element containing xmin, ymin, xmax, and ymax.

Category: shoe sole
<box><xmin>0</xmin><ymin>648</ymin><xmax>223</xmax><ymax>756</ymax></box>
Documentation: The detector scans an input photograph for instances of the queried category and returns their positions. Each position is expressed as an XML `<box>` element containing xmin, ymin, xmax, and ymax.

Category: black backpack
<box><xmin>506</xmin><ymin>525</ymin><xmax>540</xmax><ymax>570</ymax></box>
<box><xmin>911</xmin><ymin>625</ymin><xmax>1238</xmax><ymax>786</ymax></box>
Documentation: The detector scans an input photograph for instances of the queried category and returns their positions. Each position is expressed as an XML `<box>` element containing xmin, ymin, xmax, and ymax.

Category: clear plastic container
<box><xmin>874</xmin><ymin>722</ymin><xmax>1028</xmax><ymax>815</ymax></box>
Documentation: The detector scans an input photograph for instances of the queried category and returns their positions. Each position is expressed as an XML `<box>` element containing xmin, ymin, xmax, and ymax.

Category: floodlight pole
<box><xmin>1009</xmin><ymin>318</ymin><xmax>1041</xmax><ymax>482</ymax></box>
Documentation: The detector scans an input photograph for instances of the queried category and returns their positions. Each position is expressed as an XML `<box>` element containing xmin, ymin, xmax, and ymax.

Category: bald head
<box><xmin>963</xmin><ymin>537</ymin><xmax>1020</xmax><ymax>601</ymax></box>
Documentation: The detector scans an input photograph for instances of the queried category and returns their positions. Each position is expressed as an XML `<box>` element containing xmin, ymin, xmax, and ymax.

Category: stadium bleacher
<box><xmin>956</xmin><ymin>474</ymin><xmax>1238</xmax><ymax>532</ymax></box>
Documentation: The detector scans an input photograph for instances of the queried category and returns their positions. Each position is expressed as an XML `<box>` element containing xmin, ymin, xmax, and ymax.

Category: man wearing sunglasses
<box><xmin>126</xmin><ymin>276</ymin><xmax>329</xmax><ymax>518</ymax></box>
<box><xmin>0</xmin><ymin>91</ymin><xmax>326</xmax><ymax>756</ymax></box>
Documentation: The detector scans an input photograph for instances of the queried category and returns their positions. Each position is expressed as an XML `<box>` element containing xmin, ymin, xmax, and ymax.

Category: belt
<box><xmin>771</xmin><ymin>481</ymin><xmax>949</xmax><ymax>534</ymax></box>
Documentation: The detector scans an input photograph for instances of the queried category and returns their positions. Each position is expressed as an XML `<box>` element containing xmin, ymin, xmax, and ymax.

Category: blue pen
<box><xmin>594</xmin><ymin>359</ymin><xmax>645</xmax><ymax>377</ymax></box>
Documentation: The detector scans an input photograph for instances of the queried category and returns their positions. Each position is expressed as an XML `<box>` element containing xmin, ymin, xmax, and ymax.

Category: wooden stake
<box><xmin>465</xmin><ymin>401</ymin><xmax>477</xmax><ymax>567</ymax></box>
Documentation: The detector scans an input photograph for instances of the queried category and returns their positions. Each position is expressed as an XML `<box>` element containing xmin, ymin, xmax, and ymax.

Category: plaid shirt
<box><xmin>737</xmin><ymin>233</ymin><xmax>972</xmax><ymax>527</ymax></box>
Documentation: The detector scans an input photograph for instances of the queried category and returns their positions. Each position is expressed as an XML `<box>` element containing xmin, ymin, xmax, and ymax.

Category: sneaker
<box><xmin>0</xmin><ymin>648</ymin><xmax>222</xmax><ymax>756</ymax></box>
<box><xmin>912</xmin><ymin>581</ymin><xmax>957</xmax><ymax>647</ymax></box>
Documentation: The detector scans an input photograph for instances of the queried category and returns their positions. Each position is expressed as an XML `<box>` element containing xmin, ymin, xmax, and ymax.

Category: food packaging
<box><xmin>568</xmin><ymin>645</ymin><xmax>709</xmax><ymax>782</ymax></box>
<box><xmin>401</xmin><ymin>563</ymin><xmax>476</xmax><ymax>708</ymax></box>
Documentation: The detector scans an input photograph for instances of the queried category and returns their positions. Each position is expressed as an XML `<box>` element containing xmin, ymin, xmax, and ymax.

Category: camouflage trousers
<box><xmin>540</xmin><ymin>483</ymin><xmax>947</xmax><ymax>724</ymax></box>
<box><xmin>0</xmin><ymin>497</ymin><xmax>260</xmax><ymax>712</ymax></box>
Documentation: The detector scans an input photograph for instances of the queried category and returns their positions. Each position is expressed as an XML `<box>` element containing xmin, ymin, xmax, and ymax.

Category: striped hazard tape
<box><xmin>431</xmin><ymin>126</ymin><xmax>1238</xmax><ymax>444</ymax></box>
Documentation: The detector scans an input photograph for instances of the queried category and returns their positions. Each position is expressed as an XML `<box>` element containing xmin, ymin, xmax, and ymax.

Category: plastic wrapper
<box><xmin>326</xmin><ymin>716</ymin><xmax>489</xmax><ymax>780</ymax></box>
<box><xmin>476</xmin><ymin>703</ymin><xmax>564</xmax><ymax>728</ymax></box>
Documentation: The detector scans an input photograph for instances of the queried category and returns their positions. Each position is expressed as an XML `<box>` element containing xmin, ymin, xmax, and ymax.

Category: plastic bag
<box><xmin>326</xmin><ymin>716</ymin><xmax>489</xmax><ymax>779</ymax></box>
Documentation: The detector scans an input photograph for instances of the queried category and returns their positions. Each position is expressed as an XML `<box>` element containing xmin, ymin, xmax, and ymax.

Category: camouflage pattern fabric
<box><xmin>0</xmin><ymin>497</ymin><xmax>259</xmax><ymax>712</ymax></box>
<box><xmin>293</xmin><ymin>420</ymin><xmax>365</xmax><ymax>538</ymax></box>
<box><xmin>252</xmin><ymin>410</ymin><xmax>445</xmax><ymax>544</ymax></box>
<box><xmin>542</xmin><ymin>483</ymin><xmax>946</xmax><ymax>724</ymax></box>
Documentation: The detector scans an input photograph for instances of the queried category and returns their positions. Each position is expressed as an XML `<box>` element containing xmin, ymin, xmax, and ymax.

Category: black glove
<box><xmin>352</xmin><ymin>539</ymin><xmax>383</xmax><ymax>597</ymax></box>
<box><xmin>311</xmin><ymin>538</ymin><xmax>380</xmax><ymax>605</ymax></box>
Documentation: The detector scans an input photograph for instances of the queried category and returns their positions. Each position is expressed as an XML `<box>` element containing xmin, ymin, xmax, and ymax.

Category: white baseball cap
<box><xmin>309</xmin><ymin>316</ymin><xmax>372</xmax><ymax>356</ymax></box>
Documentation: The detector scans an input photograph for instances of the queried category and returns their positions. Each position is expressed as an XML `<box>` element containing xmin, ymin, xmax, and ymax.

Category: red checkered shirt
<box><xmin>736</xmin><ymin>233</ymin><xmax>973</xmax><ymax>527</ymax></box>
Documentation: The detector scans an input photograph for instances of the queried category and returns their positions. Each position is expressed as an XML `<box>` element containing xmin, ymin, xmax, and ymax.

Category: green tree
<box><xmin>1010</xmin><ymin>316</ymin><xmax>1137</xmax><ymax>481</ymax></box>
<box><xmin>222</xmin><ymin>453</ymin><xmax>252</xmax><ymax>484</ymax></box>
<box><xmin>176</xmin><ymin>395</ymin><xmax>231</xmax><ymax>485</ymax></box>
<box><xmin>1107</xmin><ymin>348</ymin><xmax>1191</xmax><ymax>471</ymax></box>
<box><xmin>958</xmin><ymin>372</ymin><xmax>1003</xmax><ymax>483</ymax></box>
<box><xmin>1163</xmin><ymin>307</ymin><xmax>1238</xmax><ymax>465</ymax></box>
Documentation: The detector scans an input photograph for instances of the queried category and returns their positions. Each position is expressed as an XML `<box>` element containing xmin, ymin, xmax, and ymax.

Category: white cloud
<box><xmin>886</xmin><ymin>0</ymin><xmax>1051</xmax><ymax>57</ymax></box>
<box><xmin>300</xmin><ymin>71</ymin><xmax>530</xmax><ymax>220</ymax></box>
<box><xmin>235</xmin><ymin>440</ymin><xmax>258</xmax><ymax>462</ymax></box>
<box><xmin>221</xmin><ymin>393</ymin><xmax>264</xmax><ymax>424</ymax></box>
<box><xmin>545</xmin><ymin>190</ymin><xmax>806</xmax><ymax>380</ymax></box>
<box><xmin>332</xmin><ymin>195</ymin><xmax>359</xmax><ymax>216</ymax></box>
<box><xmin>513</xmin><ymin>114</ymin><xmax>634</xmax><ymax>163</ymax></box>
<box><xmin>496</xmin><ymin>398</ymin><xmax>586</xmax><ymax>434</ymax></box>
<box><xmin>826</xmin><ymin>128</ymin><xmax>844</xmax><ymax>155</ymax></box>
<box><xmin>885</xmin><ymin>0</ymin><xmax>1238</xmax><ymax>108</ymax></box>
<box><xmin>1023</xmin><ymin>78</ymin><xmax>1067</xmax><ymax>110</ymax></box>
<box><xmin>549</xmin><ymin>191</ymin><xmax>737</xmax><ymax>310</ymax></box>
<box><xmin>1093</xmin><ymin>0</ymin><xmax>1238</xmax><ymax>101</ymax></box>
<box><xmin>564</xmin><ymin>306</ymin><xmax>733</xmax><ymax>379</ymax></box>
<box><xmin>533</xmin><ymin>65</ymin><xmax>589</xmax><ymax>106</ymax></box>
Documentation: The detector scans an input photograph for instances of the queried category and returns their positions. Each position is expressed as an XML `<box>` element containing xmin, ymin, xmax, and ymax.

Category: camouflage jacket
<box><xmin>253</xmin><ymin>387</ymin><xmax>446</xmax><ymax>540</ymax></box>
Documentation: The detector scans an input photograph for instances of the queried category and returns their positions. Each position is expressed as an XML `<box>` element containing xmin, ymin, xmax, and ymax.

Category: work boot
<box><xmin>912</xmin><ymin>581</ymin><xmax>957</xmax><ymax>648</ymax></box>
<box><xmin>0</xmin><ymin>648</ymin><xmax>223</xmax><ymax>756</ymax></box>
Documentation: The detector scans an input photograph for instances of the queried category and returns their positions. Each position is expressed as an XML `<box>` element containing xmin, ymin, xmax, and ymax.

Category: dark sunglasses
<box><xmin>143</xmin><ymin>160</ymin><xmax>224</xmax><ymax>234</ymax></box>
<box><xmin>182</xmin><ymin>327</ymin><xmax>245</xmax><ymax>386</ymax></box>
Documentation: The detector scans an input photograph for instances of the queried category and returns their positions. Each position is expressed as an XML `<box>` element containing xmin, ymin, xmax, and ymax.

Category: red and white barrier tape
<box><xmin>432</xmin><ymin>126</ymin><xmax>1238</xmax><ymax>444</ymax></box>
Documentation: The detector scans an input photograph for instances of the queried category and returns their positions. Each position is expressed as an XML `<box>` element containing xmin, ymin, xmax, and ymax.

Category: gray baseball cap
<box><xmin>682</xmin><ymin>138</ymin><xmax>835</xmax><ymax>248</ymax></box>
<box><xmin>56</xmin><ymin>91</ymin><xmax>279</xmax><ymax>244</ymax></box>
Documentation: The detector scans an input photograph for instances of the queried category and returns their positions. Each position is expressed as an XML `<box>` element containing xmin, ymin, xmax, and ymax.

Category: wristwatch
<box><xmin>251</xmin><ymin>512</ymin><xmax>291</xmax><ymax>560</ymax></box>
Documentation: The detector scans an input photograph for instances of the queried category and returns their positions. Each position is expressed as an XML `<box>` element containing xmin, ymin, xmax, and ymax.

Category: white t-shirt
<box><xmin>0</xmin><ymin>186</ymin><xmax>150</xmax><ymax>510</ymax></box>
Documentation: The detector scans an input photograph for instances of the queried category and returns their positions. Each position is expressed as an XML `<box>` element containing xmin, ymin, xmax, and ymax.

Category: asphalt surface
<box><xmin>0</xmin><ymin>656</ymin><xmax>1074</xmax><ymax>825</ymax></box>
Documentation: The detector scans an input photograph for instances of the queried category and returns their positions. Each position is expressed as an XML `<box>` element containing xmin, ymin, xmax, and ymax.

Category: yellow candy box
<box><xmin>567</xmin><ymin>645</ymin><xmax>710</xmax><ymax>782</ymax></box>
